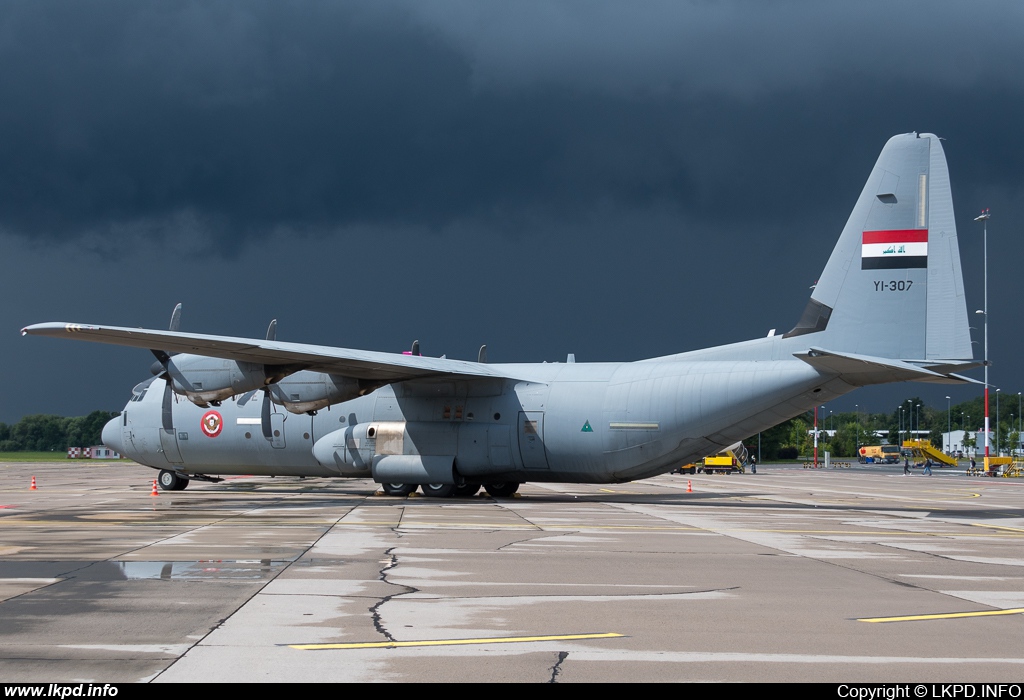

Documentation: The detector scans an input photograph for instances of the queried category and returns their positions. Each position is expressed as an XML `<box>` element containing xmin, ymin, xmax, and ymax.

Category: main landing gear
<box><xmin>378</xmin><ymin>482</ymin><xmax>521</xmax><ymax>498</ymax></box>
<box><xmin>483</xmin><ymin>482</ymin><xmax>519</xmax><ymax>497</ymax></box>
<box><xmin>158</xmin><ymin>469</ymin><xmax>189</xmax><ymax>491</ymax></box>
<box><xmin>380</xmin><ymin>483</ymin><xmax>417</xmax><ymax>497</ymax></box>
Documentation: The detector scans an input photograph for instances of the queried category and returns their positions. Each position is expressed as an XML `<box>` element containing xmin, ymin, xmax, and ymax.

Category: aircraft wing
<box><xmin>21</xmin><ymin>322</ymin><xmax>519</xmax><ymax>383</ymax></box>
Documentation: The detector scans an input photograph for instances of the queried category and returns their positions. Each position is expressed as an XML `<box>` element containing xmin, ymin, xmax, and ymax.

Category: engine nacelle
<box><xmin>311</xmin><ymin>423</ymin><xmax>374</xmax><ymax>476</ymax></box>
<box><xmin>271</xmin><ymin>372</ymin><xmax>362</xmax><ymax>414</ymax></box>
<box><xmin>165</xmin><ymin>355</ymin><xmax>270</xmax><ymax>406</ymax></box>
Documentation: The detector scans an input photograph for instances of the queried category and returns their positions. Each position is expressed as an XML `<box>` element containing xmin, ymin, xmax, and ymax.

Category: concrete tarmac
<box><xmin>1</xmin><ymin>460</ymin><xmax>1023</xmax><ymax>683</ymax></box>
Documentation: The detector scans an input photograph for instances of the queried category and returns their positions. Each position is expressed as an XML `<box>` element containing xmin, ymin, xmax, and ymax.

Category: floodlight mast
<box><xmin>975</xmin><ymin>209</ymin><xmax>991</xmax><ymax>471</ymax></box>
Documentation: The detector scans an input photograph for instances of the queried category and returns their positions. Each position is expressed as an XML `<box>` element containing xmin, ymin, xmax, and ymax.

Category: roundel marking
<box><xmin>201</xmin><ymin>410</ymin><xmax>223</xmax><ymax>438</ymax></box>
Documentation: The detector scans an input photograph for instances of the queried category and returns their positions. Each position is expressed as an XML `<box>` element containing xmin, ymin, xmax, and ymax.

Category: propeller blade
<box><xmin>237</xmin><ymin>390</ymin><xmax>258</xmax><ymax>407</ymax></box>
<box><xmin>168</xmin><ymin>303</ymin><xmax>182</xmax><ymax>332</ymax></box>
<box><xmin>162</xmin><ymin>358</ymin><xmax>196</xmax><ymax>393</ymax></box>
<box><xmin>261</xmin><ymin>389</ymin><xmax>273</xmax><ymax>440</ymax></box>
<box><xmin>161</xmin><ymin>381</ymin><xmax>174</xmax><ymax>432</ymax></box>
<box><xmin>148</xmin><ymin>349</ymin><xmax>198</xmax><ymax>398</ymax></box>
<box><xmin>478</xmin><ymin>345</ymin><xmax>487</xmax><ymax>363</ymax></box>
<box><xmin>266</xmin><ymin>319</ymin><xmax>277</xmax><ymax>342</ymax></box>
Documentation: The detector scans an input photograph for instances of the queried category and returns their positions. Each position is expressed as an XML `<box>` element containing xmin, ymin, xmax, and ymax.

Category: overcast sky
<box><xmin>3</xmin><ymin>1</ymin><xmax>1023</xmax><ymax>424</ymax></box>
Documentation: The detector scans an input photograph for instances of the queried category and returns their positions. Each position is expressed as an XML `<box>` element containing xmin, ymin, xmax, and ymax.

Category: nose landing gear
<box><xmin>158</xmin><ymin>470</ymin><xmax>189</xmax><ymax>491</ymax></box>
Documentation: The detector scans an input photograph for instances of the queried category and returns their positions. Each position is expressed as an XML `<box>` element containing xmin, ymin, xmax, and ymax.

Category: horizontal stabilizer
<box><xmin>908</xmin><ymin>360</ymin><xmax>983</xmax><ymax>375</ymax></box>
<box><xmin>795</xmin><ymin>347</ymin><xmax>978</xmax><ymax>386</ymax></box>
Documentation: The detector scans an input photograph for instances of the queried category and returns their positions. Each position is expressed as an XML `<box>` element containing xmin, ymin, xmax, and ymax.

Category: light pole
<box><xmin>813</xmin><ymin>405</ymin><xmax>819</xmax><ymax>467</ymax></box>
<box><xmin>975</xmin><ymin>208</ymin><xmax>990</xmax><ymax>470</ymax></box>
<box><xmin>900</xmin><ymin>407</ymin><xmax>904</xmax><ymax>445</ymax></box>
<box><xmin>996</xmin><ymin>388</ymin><xmax>1001</xmax><ymax>455</ymax></box>
<box><xmin>855</xmin><ymin>404</ymin><xmax>859</xmax><ymax>451</ymax></box>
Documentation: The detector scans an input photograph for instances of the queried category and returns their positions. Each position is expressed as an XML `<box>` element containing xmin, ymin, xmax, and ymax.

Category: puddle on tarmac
<box><xmin>115</xmin><ymin>559</ymin><xmax>290</xmax><ymax>580</ymax></box>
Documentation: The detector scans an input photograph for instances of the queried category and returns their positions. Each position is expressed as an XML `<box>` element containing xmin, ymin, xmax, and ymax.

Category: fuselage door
<box><xmin>518</xmin><ymin>411</ymin><xmax>549</xmax><ymax>470</ymax></box>
<box><xmin>270</xmin><ymin>412</ymin><xmax>286</xmax><ymax>449</ymax></box>
<box><xmin>159</xmin><ymin>427</ymin><xmax>184</xmax><ymax>464</ymax></box>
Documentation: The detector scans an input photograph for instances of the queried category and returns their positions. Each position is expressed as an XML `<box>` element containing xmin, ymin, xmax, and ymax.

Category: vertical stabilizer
<box><xmin>785</xmin><ymin>133</ymin><xmax>972</xmax><ymax>362</ymax></box>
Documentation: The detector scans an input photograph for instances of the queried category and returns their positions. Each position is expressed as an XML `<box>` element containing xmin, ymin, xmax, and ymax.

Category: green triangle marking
<box><xmin>581</xmin><ymin>420</ymin><xmax>593</xmax><ymax>433</ymax></box>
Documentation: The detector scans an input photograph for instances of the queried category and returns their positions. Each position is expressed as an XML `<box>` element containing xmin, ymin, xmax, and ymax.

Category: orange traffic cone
<box><xmin>30</xmin><ymin>476</ymin><xmax>37</xmax><ymax>490</ymax></box>
<box><xmin>150</xmin><ymin>480</ymin><xmax>159</xmax><ymax>496</ymax></box>
<box><xmin>687</xmin><ymin>480</ymin><xmax>692</xmax><ymax>493</ymax></box>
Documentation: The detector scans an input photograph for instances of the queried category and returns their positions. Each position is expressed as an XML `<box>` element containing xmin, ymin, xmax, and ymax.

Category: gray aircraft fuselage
<box><xmin>107</xmin><ymin>334</ymin><xmax>843</xmax><ymax>484</ymax></box>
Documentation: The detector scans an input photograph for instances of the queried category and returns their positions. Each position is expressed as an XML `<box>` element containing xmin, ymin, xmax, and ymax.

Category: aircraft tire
<box><xmin>158</xmin><ymin>470</ymin><xmax>189</xmax><ymax>492</ymax></box>
<box><xmin>381</xmin><ymin>483</ymin><xmax>417</xmax><ymax>497</ymax></box>
<box><xmin>484</xmin><ymin>482</ymin><xmax>520</xmax><ymax>498</ymax></box>
<box><xmin>420</xmin><ymin>483</ymin><xmax>457</xmax><ymax>498</ymax></box>
<box><xmin>454</xmin><ymin>483</ymin><xmax>480</xmax><ymax>497</ymax></box>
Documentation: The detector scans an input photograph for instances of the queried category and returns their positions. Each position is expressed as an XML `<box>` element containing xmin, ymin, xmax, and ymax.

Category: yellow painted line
<box><xmin>859</xmin><ymin>608</ymin><xmax>1024</xmax><ymax>623</ymax></box>
<box><xmin>291</xmin><ymin>632</ymin><xmax>624</xmax><ymax>650</ymax></box>
<box><xmin>971</xmin><ymin>523</ymin><xmax>1024</xmax><ymax>534</ymax></box>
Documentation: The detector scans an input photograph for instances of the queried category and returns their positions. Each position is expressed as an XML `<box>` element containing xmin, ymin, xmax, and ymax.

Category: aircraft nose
<box><xmin>101</xmin><ymin>415</ymin><xmax>124</xmax><ymax>454</ymax></box>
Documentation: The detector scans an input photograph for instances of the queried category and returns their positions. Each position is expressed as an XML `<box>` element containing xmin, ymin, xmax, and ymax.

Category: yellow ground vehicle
<box><xmin>857</xmin><ymin>445</ymin><xmax>901</xmax><ymax>464</ymax></box>
<box><xmin>701</xmin><ymin>453</ymin><xmax>743</xmax><ymax>474</ymax></box>
<box><xmin>966</xmin><ymin>456</ymin><xmax>1012</xmax><ymax>476</ymax></box>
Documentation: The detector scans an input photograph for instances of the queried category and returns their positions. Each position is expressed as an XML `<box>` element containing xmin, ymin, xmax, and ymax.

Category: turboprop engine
<box><xmin>152</xmin><ymin>354</ymin><xmax>279</xmax><ymax>407</ymax></box>
<box><xmin>269</xmin><ymin>371</ymin><xmax>363</xmax><ymax>414</ymax></box>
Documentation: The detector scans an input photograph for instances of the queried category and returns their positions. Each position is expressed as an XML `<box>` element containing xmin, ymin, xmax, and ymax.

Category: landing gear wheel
<box><xmin>420</xmin><ymin>483</ymin><xmax>457</xmax><ymax>498</ymax></box>
<box><xmin>454</xmin><ymin>483</ymin><xmax>480</xmax><ymax>497</ymax></box>
<box><xmin>158</xmin><ymin>470</ymin><xmax>189</xmax><ymax>491</ymax></box>
<box><xmin>380</xmin><ymin>483</ymin><xmax>417</xmax><ymax>497</ymax></box>
<box><xmin>484</xmin><ymin>482</ymin><xmax>520</xmax><ymax>498</ymax></box>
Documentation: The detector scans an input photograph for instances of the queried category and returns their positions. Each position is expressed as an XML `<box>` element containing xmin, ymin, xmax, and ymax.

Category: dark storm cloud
<box><xmin>3</xmin><ymin>1</ymin><xmax>1024</xmax><ymax>423</ymax></box>
<box><xmin>1</xmin><ymin>1</ymin><xmax>1022</xmax><ymax>251</ymax></box>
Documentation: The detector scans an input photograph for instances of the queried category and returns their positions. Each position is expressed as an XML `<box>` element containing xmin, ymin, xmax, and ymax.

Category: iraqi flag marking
<box><xmin>861</xmin><ymin>229</ymin><xmax>928</xmax><ymax>269</ymax></box>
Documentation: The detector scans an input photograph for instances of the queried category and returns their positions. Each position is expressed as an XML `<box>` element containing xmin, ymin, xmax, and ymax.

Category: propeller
<box><xmin>236</xmin><ymin>319</ymin><xmax>279</xmax><ymax>440</ymax></box>
<box><xmin>150</xmin><ymin>303</ymin><xmax>185</xmax><ymax>432</ymax></box>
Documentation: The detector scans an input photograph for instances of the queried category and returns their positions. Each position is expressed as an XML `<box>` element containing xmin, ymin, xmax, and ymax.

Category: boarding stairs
<box><xmin>902</xmin><ymin>440</ymin><xmax>958</xmax><ymax>467</ymax></box>
<box><xmin>1002</xmin><ymin>460</ymin><xmax>1024</xmax><ymax>478</ymax></box>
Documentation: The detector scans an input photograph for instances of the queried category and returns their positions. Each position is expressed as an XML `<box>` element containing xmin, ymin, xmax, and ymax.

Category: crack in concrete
<box><xmin>549</xmin><ymin>651</ymin><xmax>569</xmax><ymax>683</ymax></box>
<box><xmin>369</xmin><ymin>546</ymin><xmax>418</xmax><ymax>642</ymax></box>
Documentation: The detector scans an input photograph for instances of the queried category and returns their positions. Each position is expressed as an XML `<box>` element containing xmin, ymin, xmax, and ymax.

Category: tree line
<box><xmin>0</xmin><ymin>412</ymin><xmax>119</xmax><ymax>452</ymax></box>
<box><xmin>755</xmin><ymin>395</ymin><xmax>1022</xmax><ymax>459</ymax></box>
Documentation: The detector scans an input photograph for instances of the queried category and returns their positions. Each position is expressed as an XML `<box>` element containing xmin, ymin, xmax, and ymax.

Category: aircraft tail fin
<box><xmin>785</xmin><ymin>133</ymin><xmax>973</xmax><ymax>364</ymax></box>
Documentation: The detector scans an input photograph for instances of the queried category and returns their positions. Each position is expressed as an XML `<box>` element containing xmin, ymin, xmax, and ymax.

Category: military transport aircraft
<box><xmin>23</xmin><ymin>133</ymin><xmax>976</xmax><ymax>497</ymax></box>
